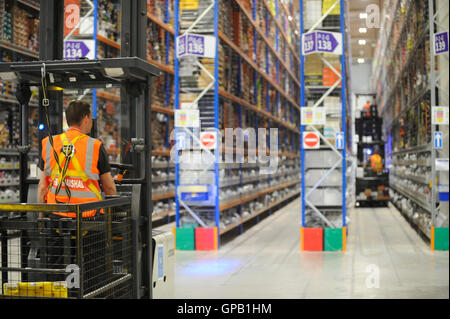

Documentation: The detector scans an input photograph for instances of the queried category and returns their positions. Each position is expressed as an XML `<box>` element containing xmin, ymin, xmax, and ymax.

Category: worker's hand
<box><xmin>100</xmin><ymin>172</ymin><xmax>117</xmax><ymax>196</ymax></box>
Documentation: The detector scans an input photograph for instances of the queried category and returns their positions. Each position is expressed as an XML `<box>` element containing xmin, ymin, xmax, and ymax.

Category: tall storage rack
<box><xmin>299</xmin><ymin>0</ymin><xmax>351</xmax><ymax>251</ymax></box>
<box><xmin>173</xmin><ymin>0</ymin><xmax>302</xmax><ymax>250</ymax></box>
<box><xmin>373</xmin><ymin>0</ymin><xmax>449</xmax><ymax>250</ymax></box>
<box><xmin>0</xmin><ymin>0</ymin><xmax>40</xmax><ymax>204</ymax></box>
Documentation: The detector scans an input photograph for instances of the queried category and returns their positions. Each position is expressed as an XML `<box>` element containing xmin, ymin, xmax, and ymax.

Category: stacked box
<box><xmin>305</xmin><ymin>54</ymin><xmax>323</xmax><ymax>86</ymax></box>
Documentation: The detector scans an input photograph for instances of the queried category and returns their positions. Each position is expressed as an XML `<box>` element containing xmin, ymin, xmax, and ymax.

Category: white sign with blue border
<box><xmin>335</xmin><ymin>132</ymin><xmax>345</xmax><ymax>149</ymax></box>
<box><xmin>434</xmin><ymin>131</ymin><xmax>443</xmax><ymax>149</ymax></box>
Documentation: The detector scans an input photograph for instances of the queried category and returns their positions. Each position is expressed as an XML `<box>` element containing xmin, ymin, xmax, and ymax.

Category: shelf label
<box><xmin>303</xmin><ymin>132</ymin><xmax>320</xmax><ymax>149</ymax></box>
<box><xmin>434</xmin><ymin>31</ymin><xmax>449</xmax><ymax>55</ymax></box>
<box><xmin>175</xmin><ymin>109</ymin><xmax>200</xmax><ymax>128</ymax></box>
<box><xmin>177</xmin><ymin>34</ymin><xmax>216</xmax><ymax>58</ymax></box>
<box><xmin>432</xmin><ymin>106</ymin><xmax>449</xmax><ymax>125</ymax></box>
<box><xmin>335</xmin><ymin>132</ymin><xmax>345</xmax><ymax>150</ymax></box>
<box><xmin>302</xmin><ymin>31</ymin><xmax>342</xmax><ymax>56</ymax></box>
<box><xmin>434</xmin><ymin>132</ymin><xmax>443</xmax><ymax>149</ymax></box>
<box><xmin>301</xmin><ymin>107</ymin><xmax>326</xmax><ymax>125</ymax></box>
<box><xmin>63</xmin><ymin>40</ymin><xmax>95</xmax><ymax>60</ymax></box>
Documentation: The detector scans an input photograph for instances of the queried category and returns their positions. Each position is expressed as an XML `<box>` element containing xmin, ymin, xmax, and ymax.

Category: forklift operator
<box><xmin>36</xmin><ymin>100</ymin><xmax>117</xmax><ymax>217</ymax></box>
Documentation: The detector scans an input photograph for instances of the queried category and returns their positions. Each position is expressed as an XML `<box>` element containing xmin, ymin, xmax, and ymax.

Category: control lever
<box><xmin>110</xmin><ymin>162</ymin><xmax>134</xmax><ymax>182</ymax></box>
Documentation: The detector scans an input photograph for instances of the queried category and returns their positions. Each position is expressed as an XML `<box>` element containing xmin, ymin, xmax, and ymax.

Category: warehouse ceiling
<box><xmin>292</xmin><ymin>0</ymin><xmax>384</xmax><ymax>64</ymax></box>
<box><xmin>348</xmin><ymin>0</ymin><xmax>383</xmax><ymax>63</ymax></box>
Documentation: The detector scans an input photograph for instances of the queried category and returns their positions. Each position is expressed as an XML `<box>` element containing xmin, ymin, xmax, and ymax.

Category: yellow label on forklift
<box><xmin>4</xmin><ymin>282</ymin><xmax>68</xmax><ymax>298</ymax></box>
<box><xmin>3</xmin><ymin>283</ymin><xmax>20</xmax><ymax>296</ymax></box>
<box><xmin>51</xmin><ymin>281</ymin><xmax>68</xmax><ymax>298</ymax></box>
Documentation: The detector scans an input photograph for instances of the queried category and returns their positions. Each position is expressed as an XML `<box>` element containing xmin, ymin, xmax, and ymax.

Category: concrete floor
<box><xmin>157</xmin><ymin>200</ymin><xmax>449</xmax><ymax>299</ymax></box>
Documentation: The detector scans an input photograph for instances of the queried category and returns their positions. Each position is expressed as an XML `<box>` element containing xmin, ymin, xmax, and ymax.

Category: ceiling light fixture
<box><xmin>359</xmin><ymin>13</ymin><xmax>368</xmax><ymax>19</ymax></box>
<box><xmin>357</xmin><ymin>58</ymin><xmax>365</xmax><ymax>64</ymax></box>
<box><xmin>358</xmin><ymin>39</ymin><xmax>367</xmax><ymax>45</ymax></box>
<box><xmin>359</xmin><ymin>27</ymin><xmax>367</xmax><ymax>33</ymax></box>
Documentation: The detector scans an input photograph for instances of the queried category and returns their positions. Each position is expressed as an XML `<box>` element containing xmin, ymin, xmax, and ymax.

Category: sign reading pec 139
<box><xmin>302</xmin><ymin>31</ymin><xmax>343</xmax><ymax>56</ymax></box>
<box><xmin>434</xmin><ymin>31</ymin><xmax>449</xmax><ymax>55</ymax></box>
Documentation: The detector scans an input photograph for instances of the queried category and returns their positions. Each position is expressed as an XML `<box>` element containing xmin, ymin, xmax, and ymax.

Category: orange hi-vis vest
<box><xmin>42</xmin><ymin>128</ymin><xmax>103</xmax><ymax>218</ymax></box>
<box><xmin>370</xmin><ymin>154</ymin><xmax>382</xmax><ymax>172</ymax></box>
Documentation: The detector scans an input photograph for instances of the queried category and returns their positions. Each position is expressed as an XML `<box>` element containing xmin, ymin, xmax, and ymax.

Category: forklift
<box><xmin>0</xmin><ymin>0</ymin><xmax>173</xmax><ymax>299</ymax></box>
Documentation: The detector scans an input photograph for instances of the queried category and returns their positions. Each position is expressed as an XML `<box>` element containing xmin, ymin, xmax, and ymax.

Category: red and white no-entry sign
<box><xmin>303</xmin><ymin>132</ymin><xmax>320</xmax><ymax>149</ymax></box>
<box><xmin>200</xmin><ymin>131</ymin><xmax>218</xmax><ymax>149</ymax></box>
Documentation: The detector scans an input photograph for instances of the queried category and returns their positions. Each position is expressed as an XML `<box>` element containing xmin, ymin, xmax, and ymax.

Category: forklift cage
<box><xmin>0</xmin><ymin>197</ymin><xmax>135</xmax><ymax>299</ymax></box>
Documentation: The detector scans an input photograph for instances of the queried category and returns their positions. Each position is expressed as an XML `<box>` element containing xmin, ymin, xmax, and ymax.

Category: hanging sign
<box><xmin>335</xmin><ymin>132</ymin><xmax>345</xmax><ymax>150</ymax></box>
<box><xmin>434</xmin><ymin>132</ymin><xmax>443</xmax><ymax>149</ymax></box>
<box><xmin>303</xmin><ymin>132</ymin><xmax>321</xmax><ymax>149</ymax></box>
<box><xmin>432</xmin><ymin>106</ymin><xmax>449</xmax><ymax>125</ymax></box>
<box><xmin>63</xmin><ymin>40</ymin><xmax>95</xmax><ymax>60</ymax></box>
<box><xmin>200</xmin><ymin>131</ymin><xmax>218</xmax><ymax>150</ymax></box>
<box><xmin>302</xmin><ymin>31</ymin><xmax>343</xmax><ymax>56</ymax></box>
<box><xmin>175</xmin><ymin>109</ymin><xmax>200</xmax><ymax>128</ymax></box>
<box><xmin>301</xmin><ymin>107</ymin><xmax>326</xmax><ymax>125</ymax></box>
<box><xmin>177</xmin><ymin>34</ymin><xmax>216</xmax><ymax>58</ymax></box>
<box><xmin>434</xmin><ymin>31</ymin><xmax>449</xmax><ymax>55</ymax></box>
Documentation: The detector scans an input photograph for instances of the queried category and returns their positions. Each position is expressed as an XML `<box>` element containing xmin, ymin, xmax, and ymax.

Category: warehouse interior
<box><xmin>0</xmin><ymin>0</ymin><xmax>448</xmax><ymax>300</ymax></box>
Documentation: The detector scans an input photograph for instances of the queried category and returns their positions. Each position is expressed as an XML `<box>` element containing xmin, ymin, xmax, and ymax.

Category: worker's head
<box><xmin>66</xmin><ymin>100</ymin><xmax>93</xmax><ymax>134</ymax></box>
<box><xmin>373</xmin><ymin>146</ymin><xmax>380</xmax><ymax>155</ymax></box>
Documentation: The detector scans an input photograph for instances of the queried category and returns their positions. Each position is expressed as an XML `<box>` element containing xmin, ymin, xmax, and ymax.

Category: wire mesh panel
<box><xmin>0</xmin><ymin>198</ymin><xmax>133</xmax><ymax>299</ymax></box>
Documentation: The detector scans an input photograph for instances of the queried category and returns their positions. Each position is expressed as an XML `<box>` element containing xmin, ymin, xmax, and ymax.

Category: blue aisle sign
<box><xmin>302</xmin><ymin>31</ymin><xmax>343</xmax><ymax>56</ymax></box>
<box><xmin>63</xmin><ymin>40</ymin><xmax>95</xmax><ymax>60</ymax></box>
<box><xmin>175</xmin><ymin>131</ymin><xmax>187</xmax><ymax>150</ymax></box>
<box><xmin>335</xmin><ymin>132</ymin><xmax>344</xmax><ymax>150</ymax></box>
<box><xmin>434</xmin><ymin>31</ymin><xmax>449</xmax><ymax>55</ymax></box>
<box><xmin>177</xmin><ymin>34</ymin><xmax>216</xmax><ymax>58</ymax></box>
<box><xmin>434</xmin><ymin>131</ymin><xmax>443</xmax><ymax>149</ymax></box>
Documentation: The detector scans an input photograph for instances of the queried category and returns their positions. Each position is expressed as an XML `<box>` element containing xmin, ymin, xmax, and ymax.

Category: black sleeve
<box><xmin>98</xmin><ymin>144</ymin><xmax>111</xmax><ymax>175</ymax></box>
<box><xmin>38</xmin><ymin>154</ymin><xmax>44</xmax><ymax>171</ymax></box>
